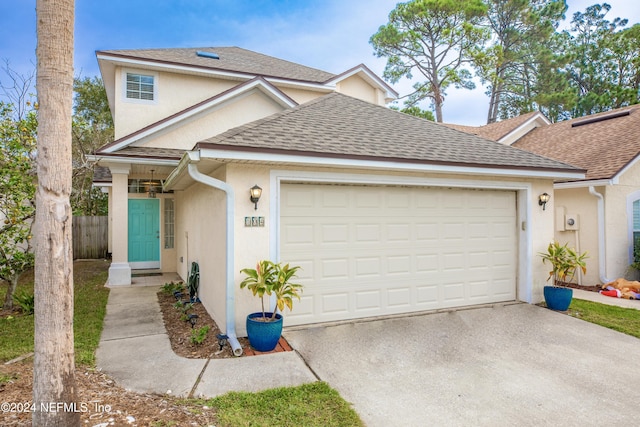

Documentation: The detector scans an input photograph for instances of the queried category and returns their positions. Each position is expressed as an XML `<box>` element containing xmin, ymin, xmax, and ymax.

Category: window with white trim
<box><xmin>164</xmin><ymin>198</ymin><xmax>175</xmax><ymax>249</ymax></box>
<box><xmin>126</xmin><ymin>73</ymin><xmax>154</xmax><ymax>101</ymax></box>
<box><xmin>633</xmin><ymin>199</ymin><xmax>640</xmax><ymax>262</ymax></box>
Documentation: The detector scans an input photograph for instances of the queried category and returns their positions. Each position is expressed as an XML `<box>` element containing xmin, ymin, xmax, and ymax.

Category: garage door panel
<box><xmin>355</xmin><ymin>257</ymin><xmax>381</xmax><ymax>277</ymax></box>
<box><xmin>321</xmin><ymin>259</ymin><xmax>349</xmax><ymax>279</ymax></box>
<box><xmin>387</xmin><ymin>287</ymin><xmax>411</xmax><ymax>307</ymax></box>
<box><xmin>355</xmin><ymin>224</ymin><xmax>381</xmax><ymax>242</ymax></box>
<box><xmin>322</xmin><ymin>292</ymin><xmax>349</xmax><ymax>314</ymax></box>
<box><xmin>320</xmin><ymin>224</ymin><xmax>349</xmax><ymax>244</ymax></box>
<box><xmin>281</xmin><ymin>184</ymin><xmax>517</xmax><ymax>326</ymax></box>
<box><xmin>356</xmin><ymin>290</ymin><xmax>381</xmax><ymax>311</ymax></box>
<box><xmin>388</xmin><ymin>256</ymin><xmax>411</xmax><ymax>274</ymax></box>
<box><xmin>282</xmin><ymin>223</ymin><xmax>314</xmax><ymax>246</ymax></box>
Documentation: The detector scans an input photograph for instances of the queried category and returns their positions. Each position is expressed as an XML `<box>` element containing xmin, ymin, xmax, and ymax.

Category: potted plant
<box><xmin>239</xmin><ymin>260</ymin><xmax>303</xmax><ymax>351</ymax></box>
<box><xmin>538</xmin><ymin>241</ymin><xmax>588</xmax><ymax>311</ymax></box>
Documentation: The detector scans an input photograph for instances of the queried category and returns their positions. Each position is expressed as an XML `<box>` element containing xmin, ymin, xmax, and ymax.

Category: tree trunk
<box><xmin>433</xmin><ymin>80</ymin><xmax>444</xmax><ymax>123</ymax></box>
<box><xmin>33</xmin><ymin>1</ymin><xmax>78</xmax><ymax>426</ymax></box>
<box><xmin>3</xmin><ymin>276</ymin><xmax>18</xmax><ymax>310</ymax></box>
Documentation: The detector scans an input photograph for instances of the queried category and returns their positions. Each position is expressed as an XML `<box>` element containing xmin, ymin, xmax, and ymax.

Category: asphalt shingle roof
<box><xmin>443</xmin><ymin>111</ymin><xmax>541</xmax><ymax>142</ymax></box>
<box><xmin>513</xmin><ymin>105</ymin><xmax>640</xmax><ymax>180</ymax></box>
<box><xmin>197</xmin><ymin>93</ymin><xmax>581</xmax><ymax>172</ymax></box>
<box><xmin>95</xmin><ymin>146</ymin><xmax>185</xmax><ymax>160</ymax></box>
<box><xmin>98</xmin><ymin>46</ymin><xmax>336</xmax><ymax>84</ymax></box>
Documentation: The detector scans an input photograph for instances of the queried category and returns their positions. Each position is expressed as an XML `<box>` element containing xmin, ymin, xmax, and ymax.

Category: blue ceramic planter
<box><xmin>246</xmin><ymin>312</ymin><xmax>283</xmax><ymax>352</ymax></box>
<box><xmin>543</xmin><ymin>286</ymin><xmax>573</xmax><ymax>311</ymax></box>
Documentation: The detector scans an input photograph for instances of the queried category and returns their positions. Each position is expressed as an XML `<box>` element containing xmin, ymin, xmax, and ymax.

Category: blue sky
<box><xmin>1</xmin><ymin>0</ymin><xmax>639</xmax><ymax>125</ymax></box>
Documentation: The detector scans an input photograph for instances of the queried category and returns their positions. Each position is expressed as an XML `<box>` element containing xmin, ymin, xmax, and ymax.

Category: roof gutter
<box><xmin>196</xmin><ymin>146</ymin><xmax>585</xmax><ymax>181</ymax></box>
<box><xmin>589</xmin><ymin>186</ymin><xmax>612</xmax><ymax>284</ymax></box>
<box><xmin>184</xmin><ymin>151</ymin><xmax>242</xmax><ymax>356</ymax></box>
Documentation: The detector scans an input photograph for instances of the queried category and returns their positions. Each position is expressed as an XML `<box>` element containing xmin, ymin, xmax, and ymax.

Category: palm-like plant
<box><xmin>539</xmin><ymin>241</ymin><xmax>588</xmax><ymax>286</ymax></box>
<box><xmin>240</xmin><ymin>260</ymin><xmax>303</xmax><ymax>321</ymax></box>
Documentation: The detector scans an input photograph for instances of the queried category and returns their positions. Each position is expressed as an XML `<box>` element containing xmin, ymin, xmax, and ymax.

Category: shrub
<box><xmin>539</xmin><ymin>241</ymin><xmax>588</xmax><ymax>286</ymax></box>
<box><xmin>13</xmin><ymin>291</ymin><xmax>35</xmax><ymax>315</ymax></box>
<box><xmin>190</xmin><ymin>325</ymin><xmax>210</xmax><ymax>345</ymax></box>
<box><xmin>161</xmin><ymin>281</ymin><xmax>184</xmax><ymax>295</ymax></box>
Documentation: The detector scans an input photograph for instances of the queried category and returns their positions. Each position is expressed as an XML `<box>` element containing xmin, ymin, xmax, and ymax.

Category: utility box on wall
<box><xmin>565</xmin><ymin>214</ymin><xmax>579</xmax><ymax>230</ymax></box>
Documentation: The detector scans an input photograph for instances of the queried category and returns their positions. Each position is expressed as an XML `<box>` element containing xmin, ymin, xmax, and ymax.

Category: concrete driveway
<box><xmin>285</xmin><ymin>302</ymin><xmax>640</xmax><ymax>427</ymax></box>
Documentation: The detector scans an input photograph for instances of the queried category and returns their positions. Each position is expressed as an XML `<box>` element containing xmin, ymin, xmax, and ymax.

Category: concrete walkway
<box><xmin>572</xmin><ymin>288</ymin><xmax>640</xmax><ymax>309</ymax></box>
<box><xmin>95</xmin><ymin>277</ymin><xmax>316</xmax><ymax>398</ymax></box>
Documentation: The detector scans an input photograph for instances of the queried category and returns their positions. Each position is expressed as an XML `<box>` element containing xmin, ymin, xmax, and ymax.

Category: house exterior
<box><xmin>90</xmin><ymin>46</ymin><xmax>582</xmax><ymax>351</ymax></box>
<box><xmin>446</xmin><ymin>105</ymin><xmax>640</xmax><ymax>286</ymax></box>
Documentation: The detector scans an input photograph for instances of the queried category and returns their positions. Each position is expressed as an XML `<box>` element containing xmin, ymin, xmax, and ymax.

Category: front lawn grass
<box><xmin>196</xmin><ymin>381</ymin><xmax>363</xmax><ymax>427</ymax></box>
<box><xmin>0</xmin><ymin>260</ymin><xmax>110</xmax><ymax>365</ymax></box>
<box><xmin>569</xmin><ymin>298</ymin><xmax>640</xmax><ymax>338</ymax></box>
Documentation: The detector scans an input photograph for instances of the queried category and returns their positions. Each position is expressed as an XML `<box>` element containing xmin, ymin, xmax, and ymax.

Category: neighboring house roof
<box><xmin>196</xmin><ymin>93</ymin><xmax>581</xmax><ymax>173</ymax></box>
<box><xmin>513</xmin><ymin>105</ymin><xmax>640</xmax><ymax>182</ymax></box>
<box><xmin>97</xmin><ymin>46</ymin><xmax>336</xmax><ymax>84</ymax></box>
<box><xmin>443</xmin><ymin>111</ymin><xmax>548</xmax><ymax>143</ymax></box>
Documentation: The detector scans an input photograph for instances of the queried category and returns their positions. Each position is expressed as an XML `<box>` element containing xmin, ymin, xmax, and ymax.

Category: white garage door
<box><xmin>280</xmin><ymin>183</ymin><xmax>517</xmax><ymax>326</ymax></box>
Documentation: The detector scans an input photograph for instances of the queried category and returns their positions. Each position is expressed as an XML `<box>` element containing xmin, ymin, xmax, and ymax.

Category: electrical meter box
<box><xmin>565</xmin><ymin>214</ymin><xmax>579</xmax><ymax>230</ymax></box>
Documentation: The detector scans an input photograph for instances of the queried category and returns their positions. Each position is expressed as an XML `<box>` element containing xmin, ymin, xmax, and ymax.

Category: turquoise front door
<box><xmin>128</xmin><ymin>199</ymin><xmax>160</xmax><ymax>269</ymax></box>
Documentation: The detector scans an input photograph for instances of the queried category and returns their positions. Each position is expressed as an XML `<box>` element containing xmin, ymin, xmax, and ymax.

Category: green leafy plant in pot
<box><xmin>240</xmin><ymin>260</ymin><xmax>303</xmax><ymax>351</ymax></box>
<box><xmin>538</xmin><ymin>241</ymin><xmax>588</xmax><ymax>311</ymax></box>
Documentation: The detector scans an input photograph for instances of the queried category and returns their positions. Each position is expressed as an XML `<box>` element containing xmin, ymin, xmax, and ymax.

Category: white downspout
<box><xmin>589</xmin><ymin>186</ymin><xmax>612</xmax><ymax>284</ymax></box>
<box><xmin>187</xmin><ymin>156</ymin><xmax>243</xmax><ymax>356</ymax></box>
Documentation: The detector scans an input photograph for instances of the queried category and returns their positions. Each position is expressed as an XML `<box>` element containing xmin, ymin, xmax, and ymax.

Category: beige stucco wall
<box><xmin>336</xmin><ymin>74</ymin><xmax>379</xmax><ymax>105</ymax></box>
<box><xmin>132</xmin><ymin>91</ymin><xmax>285</xmax><ymax>150</ymax></box>
<box><xmin>279</xmin><ymin>87</ymin><xmax>327</xmax><ymax>105</ymax></box>
<box><xmin>530</xmin><ymin>180</ymin><xmax>560</xmax><ymax>301</ymax></box>
<box><xmin>553</xmin><ymin>163</ymin><xmax>640</xmax><ymax>285</ymax></box>
<box><xmin>171</xmin><ymin>162</ymin><xmax>556</xmax><ymax>336</ymax></box>
<box><xmin>113</xmin><ymin>68</ymin><xmax>239</xmax><ymax>139</ymax></box>
<box><xmin>174</xmin><ymin>166</ymin><xmax>228</xmax><ymax>331</ymax></box>
<box><xmin>605</xmin><ymin>161</ymin><xmax>640</xmax><ymax>279</ymax></box>
<box><xmin>112</xmin><ymin>68</ymin><xmax>385</xmax><ymax>140</ymax></box>
<box><xmin>553</xmin><ymin>187</ymin><xmax>600</xmax><ymax>285</ymax></box>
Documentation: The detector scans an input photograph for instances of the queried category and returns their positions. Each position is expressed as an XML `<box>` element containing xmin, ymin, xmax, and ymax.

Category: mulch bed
<box><xmin>157</xmin><ymin>287</ymin><xmax>253</xmax><ymax>359</ymax></box>
<box><xmin>556</xmin><ymin>281</ymin><xmax>602</xmax><ymax>293</ymax></box>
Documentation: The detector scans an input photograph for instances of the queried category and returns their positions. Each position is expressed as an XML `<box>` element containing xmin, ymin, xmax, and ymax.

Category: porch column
<box><xmin>107</xmin><ymin>165</ymin><xmax>131</xmax><ymax>285</ymax></box>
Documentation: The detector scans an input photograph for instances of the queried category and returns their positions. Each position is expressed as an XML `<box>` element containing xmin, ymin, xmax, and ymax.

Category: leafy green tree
<box><xmin>565</xmin><ymin>3</ymin><xmax>630</xmax><ymax>117</ymax></box>
<box><xmin>474</xmin><ymin>0</ymin><xmax>567</xmax><ymax>123</ymax></box>
<box><xmin>390</xmin><ymin>104</ymin><xmax>435</xmax><ymax>121</ymax></box>
<box><xmin>598</xmin><ymin>23</ymin><xmax>640</xmax><ymax>108</ymax></box>
<box><xmin>72</xmin><ymin>76</ymin><xmax>112</xmax><ymax>215</ymax></box>
<box><xmin>0</xmin><ymin>102</ymin><xmax>36</xmax><ymax>310</ymax></box>
<box><xmin>370</xmin><ymin>0</ymin><xmax>488</xmax><ymax>122</ymax></box>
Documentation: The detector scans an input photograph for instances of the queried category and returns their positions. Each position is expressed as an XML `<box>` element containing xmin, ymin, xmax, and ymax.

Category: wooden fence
<box><xmin>73</xmin><ymin>216</ymin><xmax>108</xmax><ymax>259</ymax></box>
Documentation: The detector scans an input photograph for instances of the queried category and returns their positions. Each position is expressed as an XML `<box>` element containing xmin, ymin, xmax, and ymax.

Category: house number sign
<box><xmin>244</xmin><ymin>217</ymin><xmax>265</xmax><ymax>227</ymax></box>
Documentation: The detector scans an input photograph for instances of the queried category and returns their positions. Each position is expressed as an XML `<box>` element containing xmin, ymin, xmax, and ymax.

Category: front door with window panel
<box><xmin>128</xmin><ymin>199</ymin><xmax>160</xmax><ymax>269</ymax></box>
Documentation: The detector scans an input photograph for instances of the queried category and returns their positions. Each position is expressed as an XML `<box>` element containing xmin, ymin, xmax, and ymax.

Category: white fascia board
<box><xmin>264</xmin><ymin>77</ymin><xmax>334</xmax><ymax>92</ymax></box>
<box><xmin>198</xmin><ymin>147</ymin><xmax>585</xmax><ymax>180</ymax></box>
<box><xmin>101</xmin><ymin>80</ymin><xmax>296</xmax><ymax>154</ymax></box>
<box><xmin>89</xmin><ymin>155</ymin><xmax>180</xmax><ymax>168</ymax></box>
<box><xmin>327</xmin><ymin>65</ymin><xmax>398</xmax><ymax>99</ymax></box>
<box><xmin>554</xmin><ymin>178</ymin><xmax>616</xmax><ymax>189</ymax></box>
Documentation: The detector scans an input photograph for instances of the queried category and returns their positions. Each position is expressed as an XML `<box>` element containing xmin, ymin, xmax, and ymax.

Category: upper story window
<box><xmin>126</xmin><ymin>72</ymin><xmax>155</xmax><ymax>101</ymax></box>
